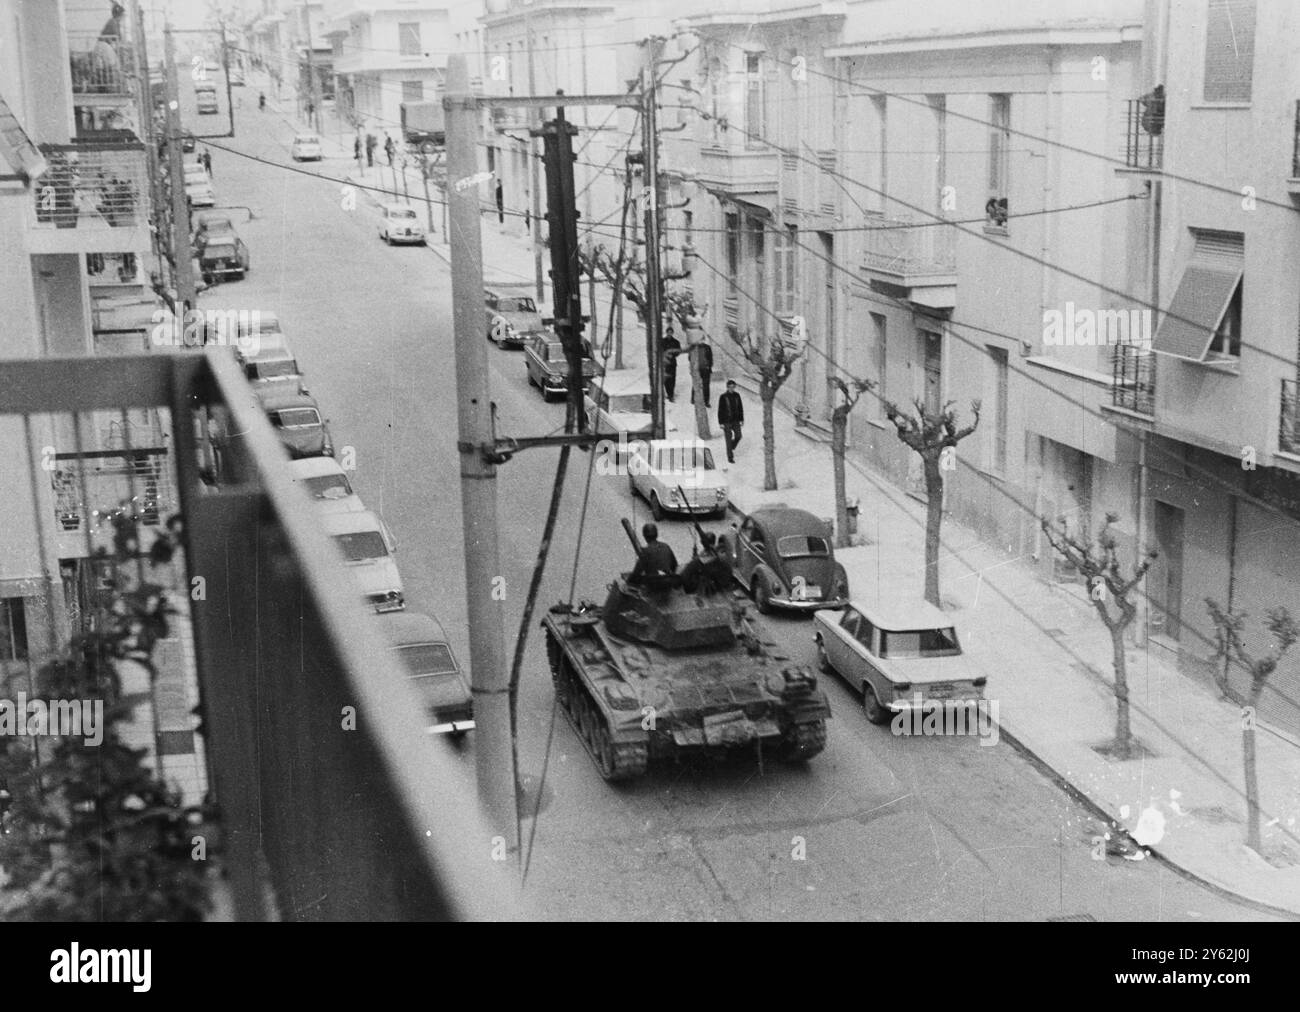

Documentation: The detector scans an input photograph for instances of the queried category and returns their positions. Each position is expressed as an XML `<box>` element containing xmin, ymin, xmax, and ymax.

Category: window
<box><xmin>1151</xmin><ymin>229</ymin><xmax>1244</xmax><ymax>362</ymax></box>
<box><xmin>744</xmin><ymin>52</ymin><xmax>765</xmax><ymax>148</ymax></box>
<box><xmin>776</xmin><ymin>535</ymin><xmax>829</xmax><ymax>558</ymax></box>
<box><xmin>1207</xmin><ymin>280</ymin><xmax>1243</xmax><ymax>360</ymax></box>
<box><xmin>987</xmin><ymin>346</ymin><xmax>1008</xmax><ymax>475</ymax></box>
<box><xmin>870</xmin><ymin>312</ymin><xmax>888</xmax><ymax>419</ymax></box>
<box><xmin>775</xmin><ymin>224</ymin><xmax>796</xmax><ymax>316</ymax></box>
<box><xmin>724</xmin><ymin>210</ymin><xmax>740</xmax><ymax>294</ymax></box>
<box><xmin>0</xmin><ymin>598</ymin><xmax>27</xmax><ymax>661</ymax></box>
<box><xmin>854</xmin><ymin>616</ymin><xmax>876</xmax><ymax>652</ymax></box>
<box><xmin>1203</xmin><ymin>0</ymin><xmax>1256</xmax><ymax>103</ymax></box>
<box><xmin>880</xmin><ymin>627</ymin><xmax>961</xmax><ymax>659</ymax></box>
<box><xmin>402</xmin><ymin>80</ymin><xmax>423</xmax><ymax>103</ymax></box>
<box><xmin>398</xmin><ymin>22</ymin><xmax>421</xmax><ymax>57</ymax></box>
<box><xmin>987</xmin><ymin>94</ymin><xmax>1010</xmax><ymax>227</ymax></box>
<box><xmin>839</xmin><ymin>609</ymin><xmax>862</xmax><ymax>639</ymax></box>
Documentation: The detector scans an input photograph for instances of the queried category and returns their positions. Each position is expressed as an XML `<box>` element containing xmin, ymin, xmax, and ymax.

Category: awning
<box><xmin>1151</xmin><ymin>230</ymin><xmax>1243</xmax><ymax>361</ymax></box>
<box><xmin>0</xmin><ymin>91</ymin><xmax>46</xmax><ymax>183</ymax></box>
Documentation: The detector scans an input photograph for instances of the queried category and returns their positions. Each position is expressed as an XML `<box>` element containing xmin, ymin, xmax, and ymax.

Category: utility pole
<box><xmin>163</xmin><ymin>23</ymin><xmax>196</xmax><ymax>317</ymax></box>
<box><xmin>525</xmin><ymin>4</ymin><xmax>544</xmax><ymax>304</ymax></box>
<box><xmin>444</xmin><ymin>54</ymin><xmax>518</xmax><ymax>857</ymax></box>
<box><xmin>641</xmin><ymin>40</ymin><xmax>665</xmax><ymax>440</ymax></box>
<box><xmin>302</xmin><ymin>3</ymin><xmax>322</xmax><ymax>134</ymax></box>
<box><xmin>219</xmin><ymin>20</ymin><xmax>236</xmax><ymax>137</ymax></box>
<box><xmin>131</xmin><ymin>1</ymin><xmax>164</xmax><ymax>272</ymax></box>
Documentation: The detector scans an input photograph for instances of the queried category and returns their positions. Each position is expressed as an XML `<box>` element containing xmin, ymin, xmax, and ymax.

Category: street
<box><xmin>198</xmin><ymin>101</ymin><xmax>1271</xmax><ymax>922</ymax></box>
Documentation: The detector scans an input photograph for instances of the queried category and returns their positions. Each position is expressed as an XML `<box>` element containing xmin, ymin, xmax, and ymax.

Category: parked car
<box><xmin>197</xmin><ymin>233</ymin><xmax>249</xmax><ymax>283</ymax></box>
<box><xmin>183</xmin><ymin>163</ymin><xmax>214</xmax><ymax>206</ymax></box>
<box><xmin>287</xmin><ymin>457</ymin><xmax>365</xmax><ymax>515</ymax></box>
<box><xmin>191</xmin><ymin>211</ymin><xmax>234</xmax><ymax>248</ymax></box>
<box><xmin>720</xmin><ymin>506</ymin><xmax>850</xmax><ymax>614</ymax></box>
<box><xmin>628</xmin><ymin>438</ymin><xmax>728</xmax><ymax>520</ymax></box>
<box><xmin>210</xmin><ymin>310</ymin><xmax>284</xmax><ymax>360</ymax></box>
<box><xmin>524</xmin><ymin>333</ymin><xmax>600</xmax><ymax>400</ymax></box>
<box><xmin>243</xmin><ymin>349</ymin><xmax>306</xmax><ymax>393</ymax></box>
<box><xmin>813</xmin><ymin>595</ymin><xmax>986</xmax><ymax>724</ymax></box>
<box><xmin>585</xmin><ymin>370</ymin><xmax>673</xmax><ymax>461</ymax></box>
<box><xmin>196</xmin><ymin>90</ymin><xmax>219</xmax><ymax>115</ymax></box>
<box><xmin>291</xmin><ymin>133</ymin><xmax>322</xmax><ymax>161</ymax></box>
<box><xmin>484</xmin><ymin>286</ymin><xmax>546</xmax><ymax>348</ymax></box>
<box><xmin>378</xmin><ymin>202</ymin><xmax>426</xmax><ymax>245</ymax></box>
<box><xmin>260</xmin><ymin>389</ymin><xmax>333</xmax><ymax>459</ymax></box>
<box><xmin>375</xmin><ymin>611</ymin><xmax>474</xmax><ymax>736</ymax></box>
<box><xmin>323</xmin><ymin>509</ymin><xmax>404</xmax><ymax>613</ymax></box>
<box><xmin>180</xmin><ymin>129</ymin><xmax>197</xmax><ymax>153</ymax></box>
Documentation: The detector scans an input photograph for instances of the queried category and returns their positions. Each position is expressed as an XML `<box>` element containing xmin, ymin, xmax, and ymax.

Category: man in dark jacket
<box><xmin>630</xmin><ymin>522</ymin><xmax>677</xmax><ymax>583</ymax></box>
<box><xmin>718</xmin><ymin>380</ymin><xmax>744</xmax><ymax>463</ymax></box>
<box><xmin>662</xmin><ymin>332</ymin><xmax>681</xmax><ymax>401</ymax></box>
<box><xmin>365</xmin><ymin>133</ymin><xmax>377</xmax><ymax>167</ymax></box>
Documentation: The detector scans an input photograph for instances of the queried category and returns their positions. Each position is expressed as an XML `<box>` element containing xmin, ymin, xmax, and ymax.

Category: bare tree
<box><xmin>727</xmin><ymin>328</ymin><xmax>805</xmax><ymax>491</ymax></box>
<box><xmin>1040</xmin><ymin>512</ymin><xmax>1158</xmax><ymax>760</ymax></box>
<box><xmin>884</xmin><ymin>398</ymin><xmax>980</xmax><ymax>606</ymax></box>
<box><xmin>1205</xmin><ymin>600</ymin><xmax>1298</xmax><ymax>853</ymax></box>
<box><xmin>829</xmin><ymin>376</ymin><xmax>876</xmax><ymax>548</ymax></box>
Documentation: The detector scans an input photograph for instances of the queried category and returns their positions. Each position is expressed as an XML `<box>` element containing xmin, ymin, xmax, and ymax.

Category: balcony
<box><xmin>1118</xmin><ymin>97</ymin><xmax>1163</xmax><ymax>174</ymax></box>
<box><xmin>861</xmin><ymin>215</ymin><xmax>957</xmax><ymax>310</ymax></box>
<box><xmin>27</xmin><ymin>139</ymin><xmax>150</xmax><ymax>255</ymax></box>
<box><xmin>1281</xmin><ymin>378</ymin><xmax>1300</xmax><ymax>455</ymax></box>
<box><xmin>0</xmin><ymin>351</ymin><xmax>517</xmax><ymax>920</ymax></box>
<box><xmin>697</xmin><ymin>143</ymin><xmax>779</xmax><ymax>211</ymax></box>
<box><xmin>1111</xmin><ymin>344</ymin><xmax>1156</xmax><ymax>417</ymax></box>
<box><xmin>1289</xmin><ymin>101</ymin><xmax>1300</xmax><ymax>199</ymax></box>
<box><xmin>68</xmin><ymin>31</ymin><xmax>137</xmax><ymax>105</ymax></box>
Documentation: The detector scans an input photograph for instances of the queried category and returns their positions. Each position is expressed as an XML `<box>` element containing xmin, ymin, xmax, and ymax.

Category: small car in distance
<box><xmin>183</xmin><ymin>163</ymin><xmax>214</xmax><ymax>206</ymax></box>
<box><xmin>243</xmin><ymin>349</ymin><xmax>306</xmax><ymax>393</ymax></box>
<box><xmin>813</xmin><ymin>596</ymin><xmax>986</xmax><ymax>724</ymax></box>
<box><xmin>524</xmin><ymin>333</ymin><xmax>600</xmax><ymax>400</ymax></box>
<box><xmin>484</xmin><ymin>286</ymin><xmax>545</xmax><ymax>348</ymax></box>
<box><xmin>721</xmin><ymin>506</ymin><xmax>849</xmax><ymax>614</ymax></box>
<box><xmin>197</xmin><ymin>233</ymin><xmax>250</xmax><ymax>283</ymax></box>
<box><xmin>260</xmin><ymin>389</ymin><xmax>334</xmax><ymax>459</ymax></box>
<box><xmin>323</xmin><ymin>510</ymin><xmax>404</xmax><ymax>613</ymax></box>
<box><xmin>378</xmin><ymin>202</ymin><xmax>425</xmax><ymax>245</ymax></box>
<box><xmin>628</xmin><ymin>438</ymin><xmax>728</xmax><ymax>520</ymax></box>
<box><xmin>287</xmin><ymin>457</ymin><xmax>365</xmax><ymax>514</ymax></box>
<box><xmin>181</xmin><ymin>130</ymin><xmax>197</xmax><ymax>153</ymax></box>
<box><xmin>291</xmin><ymin>133</ymin><xmax>322</xmax><ymax>161</ymax></box>
<box><xmin>376</xmin><ymin>611</ymin><xmax>474</xmax><ymax>736</ymax></box>
<box><xmin>191</xmin><ymin>212</ymin><xmax>234</xmax><ymax>248</ymax></box>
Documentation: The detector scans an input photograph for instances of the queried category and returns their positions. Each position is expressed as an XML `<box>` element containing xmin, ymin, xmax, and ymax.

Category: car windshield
<box><xmin>657</xmin><ymin>445</ymin><xmax>714</xmax><ymax>471</ymax></box>
<box><xmin>198</xmin><ymin>218</ymin><xmax>232</xmax><ymax>232</ymax></box>
<box><xmin>497</xmin><ymin>297</ymin><xmax>535</xmax><ymax>313</ymax></box>
<box><xmin>247</xmin><ymin>358</ymin><xmax>297</xmax><ymax>378</ymax></box>
<box><xmin>332</xmin><ymin>530</ymin><xmax>388</xmax><ymax>562</ymax></box>
<box><xmin>394</xmin><ymin>643</ymin><xmax>458</xmax><ymax>677</ymax></box>
<box><xmin>296</xmin><ymin>135</ymin><xmax>319</xmax><ymax>144</ymax></box>
<box><xmin>777</xmin><ymin>535</ymin><xmax>830</xmax><ymax>559</ymax></box>
<box><xmin>270</xmin><ymin>407</ymin><xmax>319</xmax><ymax>428</ymax></box>
<box><xmin>879</xmin><ymin>627</ymin><xmax>962</xmax><ymax>659</ymax></box>
<box><xmin>301</xmin><ymin>473</ymin><xmax>352</xmax><ymax>500</ymax></box>
<box><xmin>389</xmin><ymin>208</ymin><xmax>418</xmax><ymax>220</ymax></box>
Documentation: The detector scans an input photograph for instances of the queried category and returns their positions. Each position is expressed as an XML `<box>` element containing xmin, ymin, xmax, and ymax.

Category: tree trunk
<box><xmin>1244</xmin><ymin>684</ymin><xmax>1263</xmax><ymax>853</ymax></box>
<box><xmin>761</xmin><ymin>382</ymin><xmax>778</xmax><ymax>492</ymax></box>
<box><xmin>922</xmin><ymin>453</ymin><xmax>944</xmax><ymax>606</ymax></box>
<box><xmin>832</xmin><ymin>407</ymin><xmax>849</xmax><ymax>548</ymax></box>
<box><xmin>691</xmin><ymin>346</ymin><xmax>712</xmax><ymax>439</ymax></box>
<box><xmin>1110</xmin><ymin>622</ymin><xmax>1133</xmax><ymax>758</ymax></box>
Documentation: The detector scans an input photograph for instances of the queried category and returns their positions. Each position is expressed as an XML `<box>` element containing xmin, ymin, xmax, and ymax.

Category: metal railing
<box><xmin>0</xmin><ymin>352</ymin><xmax>519</xmax><ymax>921</ymax></box>
<box><xmin>1123</xmin><ymin>97</ymin><xmax>1163</xmax><ymax>170</ymax></box>
<box><xmin>31</xmin><ymin>140</ymin><xmax>147</xmax><ymax>231</ymax></box>
<box><xmin>1282</xmin><ymin>378</ymin><xmax>1300</xmax><ymax>454</ymax></box>
<box><xmin>68</xmin><ymin>31</ymin><xmax>137</xmax><ymax>98</ymax></box>
<box><xmin>862</xmin><ymin>214</ymin><xmax>956</xmax><ymax>276</ymax></box>
<box><xmin>1112</xmin><ymin>344</ymin><xmax>1156</xmax><ymax>416</ymax></box>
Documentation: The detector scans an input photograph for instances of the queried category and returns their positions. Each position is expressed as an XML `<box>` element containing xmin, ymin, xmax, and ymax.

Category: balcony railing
<box><xmin>68</xmin><ymin>31</ymin><xmax>137</xmax><ymax>99</ymax></box>
<box><xmin>1282</xmin><ymin>378</ymin><xmax>1300</xmax><ymax>454</ymax></box>
<box><xmin>863</xmin><ymin>215</ymin><xmax>956</xmax><ymax>277</ymax></box>
<box><xmin>1122</xmin><ymin>97</ymin><xmax>1163</xmax><ymax>171</ymax></box>
<box><xmin>28</xmin><ymin>139</ymin><xmax>149</xmax><ymax>253</ymax></box>
<box><xmin>1112</xmin><ymin>344</ymin><xmax>1156</xmax><ymax>416</ymax></box>
<box><xmin>0</xmin><ymin>351</ymin><xmax>518</xmax><ymax>921</ymax></box>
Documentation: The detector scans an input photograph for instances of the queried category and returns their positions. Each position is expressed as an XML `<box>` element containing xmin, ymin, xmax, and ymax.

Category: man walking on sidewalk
<box><xmin>354</xmin><ymin>135</ymin><xmax>362</xmax><ymax>166</ymax></box>
<box><xmin>384</xmin><ymin>134</ymin><xmax>396</xmax><ymax>167</ymax></box>
<box><xmin>200</xmin><ymin>149</ymin><xmax>212</xmax><ymax>177</ymax></box>
<box><xmin>662</xmin><ymin>330</ymin><xmax>681</xmax><ymax>401</ymax></box>
<box><xmin>365</xmin><ymin>133</ymin><xmax>376</xmax><ymax>168</ymax></box>
<box><xmin>718</xmin><ymin>380</ymin><xmax>744</xmax><ymax>463</ymax></box>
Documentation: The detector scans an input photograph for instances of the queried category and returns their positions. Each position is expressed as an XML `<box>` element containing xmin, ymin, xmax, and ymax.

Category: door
<box><xmin>1151</xmin><ymin>501</ymin><xmax>1184</xmax><ymax>640</ymax></box>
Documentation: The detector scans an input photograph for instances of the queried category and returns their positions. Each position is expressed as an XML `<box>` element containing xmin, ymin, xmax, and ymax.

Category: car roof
<box><xmin>294</xmin><ymin>133</ymin><xmax>320</xmax><ymax>142</ymax></box>
<box><xmin>591</xmin><ymin>370</ymin><xmax>651</xmax><ymax>396</ymax></box>
<box><xmin>287</xmin><ymin>456</ymin><xmax>346</xmax><ymax>478</ymax></box>
<box><xmin>747</xmin><ymin>506</ymin><xmax>831</xmax><ymax>540</ymax></box>
<box><xmin>243</xmin><ymin>334</ymin><xmax>293</xmax><ymax>358</ymax></box>
<box><xmin>321</xmin><ymin>509</ymin><xmax>383</xmax><ymax>535</ymax></box>
<box><xmin>845</xmin><ymin>593</ymin><xmax>955</xmax><ymax>632</ymax></box>
<box><xmin>259</xmin><ymin>389</ymin><xmax>319</xmax><ymax>411</ymax></box>
<box><xmin>372</xmin><ymin>610</ymin><xmax>451</xmax><ymax>646</ymax></box>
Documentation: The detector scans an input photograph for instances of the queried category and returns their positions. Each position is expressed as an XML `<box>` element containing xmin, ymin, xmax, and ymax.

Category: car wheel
<box><xmin>816</xmin><ymin>638</ymin><xmax>833</xmax><ymax>675</ymax></box>
<box><xmin>862</xmin><ymin>683</ymin><xmax>890</xmax><ymax>725</ymax></box>
<box><xmin>649</xmin><ymin>492</ymin><xmax>666</xmax><ymax>522</ymax></box>
<box><xmin>753</xmin><ymin>574</ymin><xmax>773</xmax><ymax>614</ymax></box>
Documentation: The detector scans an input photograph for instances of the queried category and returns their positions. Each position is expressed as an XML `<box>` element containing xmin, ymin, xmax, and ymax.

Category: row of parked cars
<box><xmin>219</xmin><ymin>312</ymin><xmax>475</xmax><ymax>737</ymax></box>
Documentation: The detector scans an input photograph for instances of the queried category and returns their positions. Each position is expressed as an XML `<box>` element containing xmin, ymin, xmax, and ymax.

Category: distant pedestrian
<box><xmin>200</xmin><ymin>149</ymin><xmax>212</xmax><ymax>177</ymax></box>
<box><xmin>718</xmin><ymin>380</ymin><xmax>744</xmax><ymax>464</ymax></box>
<box><xmin>384</xmin><ymin>134</ymin><xmax>395</xmax><ymax>166</ymax></box>
<box><xmin>495</xmin><ymin>180</ymin><xmax>504</xmax><ymax>224</ymax></box>
<box><xmin>662</xmin><ymin>331</ymin><xmax>681</xmax><ymax>401</ymax></box>
<box><xmin>353</xmin><ymin>136</ymin><xmax>362</xmax><ymax>165</ymax></box>
<box><xmin>258</xmin><ymin>91</ymin><xmax>266</xmax><ymax>111</ymax></box>
<box><xmin>365</xmin><ymin>133</ymin><xmax>376</xmax><ymax>168</ymax></box>
<box><xmin>690</xmin><ymin>340</ymin><xmax>714</xmax><ymax>407</ymax></box>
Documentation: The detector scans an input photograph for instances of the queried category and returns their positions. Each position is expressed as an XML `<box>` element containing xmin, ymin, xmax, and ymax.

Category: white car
<box><xmin>287</xmin><ymin>457</ymin><xmax>366</xmax><ymax>515</ymax></box>
<box><xmin>585</xmin><ymin>370</ymin><xmax>675</xmax><ymax>463</ymax></box>
<box><xmin>375</xmin><ymin>611</ymin><xmax>474</xmax><ymax>736</ymax></box>
<box><xmin>813</xmin><ymin>595</ymin><xmax>986</xmax><ymax>725</ymax></box>
<box><xmin>628</xmin><ymin>438</ymin><xmax>728</xmax><ymax>520</ymax></box>
<box><xmin>291</xmin><ymin>133</ymin><xmax>322</xmax><ymax>161</ymax></box>
<box><xmin>379</xmin><ymin>202</ymin><xmax>426</xmax><ymax>245</ymax></box>
<box><xmin>183</xmin><ymin>164</ymin><xmax>214</xmax><ymax>207</ymax></box>
<box><xmin>323</xmin><ymin>510</ymin><xmax>404</xmax><ymax>613</ymax></box>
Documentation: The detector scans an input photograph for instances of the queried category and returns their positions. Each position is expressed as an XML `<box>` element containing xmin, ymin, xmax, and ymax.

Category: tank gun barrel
<box><xmin>621</xmin><ymin>517</ymin><xmax>645</xmax><ymax>558</ymax></box>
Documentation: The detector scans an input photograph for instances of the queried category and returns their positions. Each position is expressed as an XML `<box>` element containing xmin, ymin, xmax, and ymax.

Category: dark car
<box><xmin>720</xmin><ymin>506</ymin><xmax>850</xmax><ymax>614</ymax></box>
<box><xmin>181</xmin><ymin>130</ymin><xmax>196</xmax><ymax>153</ymax></box>
<box><xmin>260</xmin><ymin>389</ymin><xmax>334</xmax><ymax>459</ymax></box>
<box><xmin>484</xmin><ymin>285</ymin><xmax>546</xmax><ymax>348</ymax></box>
<box><xmin>524</xmin><ymin>333</ymin><xmax>601</xmax><ymax>400</ymax></box>
<box><xmin>197</xmin><ymin>234</ymin><xmax>250</xmax><ymax>283</ymax></box>
<box><xmin>375</xmin><ymin>611</ymin><xmax>474</xmax><ymax>737</ymax></box>
<box><xmin>191</xmin><ymin>212</ymin><xmax>235</xmax><ymax>248</ymax></box>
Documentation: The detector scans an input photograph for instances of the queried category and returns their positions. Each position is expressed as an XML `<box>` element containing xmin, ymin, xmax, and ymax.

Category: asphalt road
<box><xmin>193</xmin><ymin>85</ymin><xmax>1275</xmax><ymax>921</ymax></box>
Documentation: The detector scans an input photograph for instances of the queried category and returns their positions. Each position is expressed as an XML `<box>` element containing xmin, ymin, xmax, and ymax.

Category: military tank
<box><xmin>541</xmin><ymin>519</ymin><xmax>832</xmax><ymax>781</ymax></box>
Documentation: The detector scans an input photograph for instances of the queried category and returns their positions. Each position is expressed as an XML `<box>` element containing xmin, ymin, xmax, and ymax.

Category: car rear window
<box><xmin>394</xmin><ymin>643</ymin><xmax>458</xmax><ymax>677</ymax></box>
<box><xmin>205</xmin><ymin>240</ymin><xmax>236</xmax><ymax>255</ymax></box>
<box><xmin>247</xmin><ymin>358</ymin><xmax>297</xmax><ymax>379</ymax></box>
<box><xmin>301</xmin><ymin>473</ymin><xmax>353</xmax><ymax>500</ymax></box>
<box><xmin>777</xmin><ymin>535</ymin><xmax>829</xmax><ymax>558</ymax></box>
<box><xmin>879</xmin><ymin>627</ymin><xmax>961</xmax><ymax>659</ymax></box>
<box><xmin>332</xmin><ymin>531</ymin><xmax>388</xmax><ymax>562</ymax></box>
<box><xmin>497</xmin><ymin>297</ymin><xmax>536</xmax><ymax>313</ymax></box>
<box><xmin>389</xmin><ymin>208</ymin><xmax>418</xmax><ymax>219</ymax></box>
<box><xmin>270</xmin><ymin>407</ymin><xmax>319</xmax><ymax>428</ymax></box>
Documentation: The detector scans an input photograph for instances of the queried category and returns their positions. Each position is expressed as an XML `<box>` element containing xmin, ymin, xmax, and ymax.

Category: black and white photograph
<box><xmin>0</xmin><ymin>0</ymin><xmax>1295</xmax><ymax>958</ymax></box>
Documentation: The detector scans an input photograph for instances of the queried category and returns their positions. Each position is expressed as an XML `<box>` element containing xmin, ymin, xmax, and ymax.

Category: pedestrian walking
<box><xmin>365</xmin><ymin>133</ymin><xmax>376</xmax><ymax>168</ymax></box>
<box><xmin>200</xmin><ymin>149</ymin><xmax>212</xmax><ymax>177</ymax></box>
<box><xmin>384</xmin><ymin>134</ymin><xmax>395</xmax><ymax>167</ymax></box>
<box><xmin>718</xmin><ymin>380</ymin><xmax>744</xmax><ymax>464</ymax></box>
<box><xmin>354</xmin><ymin>135</ymin><xmax>362</xmax><ymax>165</ymax></box>
<box><xmin>662</xmin><ymin>331</ymin><xmax>681</xmax><ymax>401</ymax></box>
<box><xmin>258</xmin><ymin>91</ymin><xmax>266</xmax><ymax>111</ymax></box>
<box><xmin>690</xmin><ymin>340</ymin><xmax>714</xmax><ymax>407</ymax></box>
<box><xmin>495</xmin><ymin>180</ymin><xmax>504</xmax><ymax>224</ymax></box>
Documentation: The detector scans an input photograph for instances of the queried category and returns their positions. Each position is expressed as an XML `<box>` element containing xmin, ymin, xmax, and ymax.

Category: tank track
<box><xmin>779</xmin><ymin>719</ymin><xmax>828</xmax><ymax>761</ymax></box>
<box><xmin>547</xmin><ymin>627</ymin><xmax>648</xmax><ymax>782</ymax></box>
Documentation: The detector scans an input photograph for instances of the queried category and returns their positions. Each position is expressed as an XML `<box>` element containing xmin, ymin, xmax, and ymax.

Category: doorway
<box><xmin>1151</xmin><ymin>500</ymin><xmax>1184</xmax><ymax>641</ymax></box>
